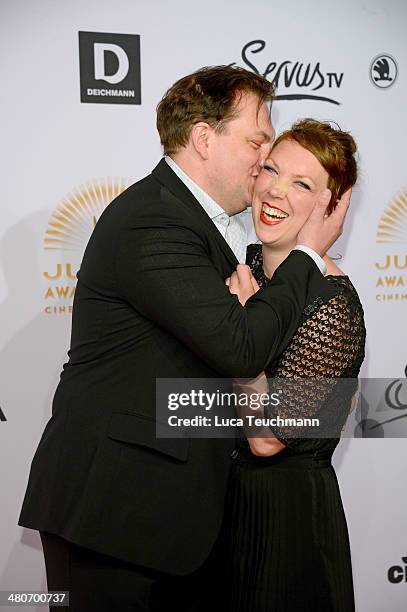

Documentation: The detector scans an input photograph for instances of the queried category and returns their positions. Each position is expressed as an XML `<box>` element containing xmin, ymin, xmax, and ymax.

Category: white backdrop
<box><xmin>1</xmin><ymin>0</ymin><xmax>406</xmax><ymax>610</ymax></box>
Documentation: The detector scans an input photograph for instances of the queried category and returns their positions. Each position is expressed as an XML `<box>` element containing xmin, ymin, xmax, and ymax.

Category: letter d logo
<box><xmin>79</xmin><ymin>31</ymin><xmax>141</xmax><ymax>105</ymax></box>
<box><xmin>94</xmin><ymin>43</ymin><xmax>129</xmax><ymax>84</ymax></box>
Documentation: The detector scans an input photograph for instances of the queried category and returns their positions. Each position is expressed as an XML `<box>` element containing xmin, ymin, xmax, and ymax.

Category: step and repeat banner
<box><xmin>1</xmin><ymin>0</ymin><xmax>406</xmax><ymax>610</ymax></box>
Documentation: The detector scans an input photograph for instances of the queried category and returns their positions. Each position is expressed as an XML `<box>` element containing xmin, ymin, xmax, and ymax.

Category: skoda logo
<box><xmin>370</xmin><ymin>54</ymin><xmax>398</xmax><ymax>89</ymax></box>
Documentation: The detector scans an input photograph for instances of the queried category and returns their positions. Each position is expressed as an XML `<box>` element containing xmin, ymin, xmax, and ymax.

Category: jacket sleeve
<box><xmin>115</xmin><ymin>204</ymin><xmax>322</xmax><ymax>378</ymax></box>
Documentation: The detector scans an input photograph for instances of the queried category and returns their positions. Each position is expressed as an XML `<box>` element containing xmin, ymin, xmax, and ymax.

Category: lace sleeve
<box><xmin>265</xmin><ymin>277</ymin><xmax>366</xmax><ymax>447</ymax></box>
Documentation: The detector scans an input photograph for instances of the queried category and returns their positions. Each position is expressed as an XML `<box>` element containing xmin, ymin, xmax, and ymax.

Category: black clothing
<box><xmin>226</xmin><ymin>244</ymin><xmax>366</xmax><ymax>612</ymax></box>
<box><xmin>20</xmin><ymin>161</ymin><xmax>333</xmax><ymax>606</ymax></box>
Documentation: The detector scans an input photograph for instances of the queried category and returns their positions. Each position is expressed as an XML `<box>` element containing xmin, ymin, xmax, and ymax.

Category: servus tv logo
<box><xmin>230</xmin><ymin>40</ymin><xmax>344</xmax><ymax>105</ymax></box>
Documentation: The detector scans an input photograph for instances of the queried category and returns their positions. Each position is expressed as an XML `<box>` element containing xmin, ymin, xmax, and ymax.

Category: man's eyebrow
<box><xmin>253</xmin><ymin>131</ymin><xmax>272</xmax><ymax>142</ymax></box>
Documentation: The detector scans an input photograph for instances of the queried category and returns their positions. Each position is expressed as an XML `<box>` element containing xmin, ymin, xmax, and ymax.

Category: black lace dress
<box><xmin>225</xmin><ymin>245</ymin><xmax>366</xmax><ymax>612</ymax></box>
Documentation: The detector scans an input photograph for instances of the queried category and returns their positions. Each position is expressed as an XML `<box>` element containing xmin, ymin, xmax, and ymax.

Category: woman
<box><xmin>225</xmin><ymin>119</ymin><xmax>366</xmax><ymax>612</ymax></box>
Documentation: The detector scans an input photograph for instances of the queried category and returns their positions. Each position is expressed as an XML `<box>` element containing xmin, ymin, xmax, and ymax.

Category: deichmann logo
<box><xmin>79</xmin><ymin>32</ymin><xmax>141</xmax><ymax>104</ymax></box>
<box><xmin>375</xmin><ymin>190</ymin><xmax>407</xmax><ymax>302</ymax></box>
<box><xmin>230</xmin><ymin>40</ymin><xmax>344</xmax><ymax>105</ymax></box>
<box><xmin>370</xmin><ymin>54</ymin><xmax>398</xmax><ymax>89</ymax></box>
<box><xmin>388</xmin><ymin>557</ymin><xmax>407</xmax><ymax>583</ymax></box>
<box><xmin>42</xmin><ymin>177</ymin><xmax>131</xmax><ymax>315</ymax></box>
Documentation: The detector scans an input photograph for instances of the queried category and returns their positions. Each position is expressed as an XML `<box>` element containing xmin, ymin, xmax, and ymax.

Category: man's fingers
<box><xmin>227</xmin><ymin>265</ymin><xmax>257</xmax><ymax>306</ymax></box>
<box><xmin>228</xmin><ymin>271</ymin><xmax>239</xmax><ymax>294</ymax></box>
<box><xmin>296</xmin><ymin>186</ymin><xmax>351</xmax><ymax>256</ymax></box>
<box><xmin>315</xmin><ymin>188</ymin><xmax>332</xmax><ymax>213</ymax></box>
<box><xmin>235</xmin><ymin>264</ymin><xmax>253</xmax><ymax>290</ymax></box>
<box><xmin>333</xmin><ymin>187</ymin><xmax>352</xmax><ymax>217</ymax></box>
<box><xmin>251</xmin><ymin>276</ymin><xmax>260</xmax><ymax>293</ymax></box>
<box><xmin>326</xmin><ymin>188</ymin><xmax>352</xmax><ymax>236</ymax></box>
<box><xmin>303</xmin><ymin>188</ymin><xmax>331</xmax><ymax>226</ymax></box>
<box><xmin>236</xmin><ymin>263</ymin><xmax>253</xmax><ymax>276</ymax></box>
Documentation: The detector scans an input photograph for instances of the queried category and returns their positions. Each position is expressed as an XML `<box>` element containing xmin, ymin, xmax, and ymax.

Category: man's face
<box><xmin>207</xmin><ymin>93</ymin><xmax>274</xmax><ymax>214</ymax></box>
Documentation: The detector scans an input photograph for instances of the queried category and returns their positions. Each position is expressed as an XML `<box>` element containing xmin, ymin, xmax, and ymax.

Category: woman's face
<box><xmin>252</xmin><ymin>139</ymin><xmax>330</xmax><ymax>248</ymax></box>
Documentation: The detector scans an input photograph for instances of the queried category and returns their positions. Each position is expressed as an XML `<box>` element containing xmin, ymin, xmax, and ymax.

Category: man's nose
<box><xmin>253</xmin><ymin>144</ymin><xmax>271</xmax><ymax>177</ymax></box>
<box><xmin>259</xmin><ymin>143</ymin><xmax>271</xmax><ymax>167</ymax></box>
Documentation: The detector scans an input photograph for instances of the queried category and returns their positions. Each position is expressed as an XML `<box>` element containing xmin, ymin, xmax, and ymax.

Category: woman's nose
<box><xmin>268</xmin><ymin>180</ymin><xmax>286</xmax><ymax>198</ymax></box>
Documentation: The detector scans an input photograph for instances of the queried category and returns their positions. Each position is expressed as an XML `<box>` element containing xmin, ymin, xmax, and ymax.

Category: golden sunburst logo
<box><xmin>44</xmin><ymin>177</ymin><xmax>131</xmax><ymax>251</ymax></box>
<box><xmin>376</xmin><ymin>190</ymin><xmax>407</xmax><ymax>244</ymax></box>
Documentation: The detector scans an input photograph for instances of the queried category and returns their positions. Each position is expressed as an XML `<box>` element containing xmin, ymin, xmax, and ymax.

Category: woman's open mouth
<box><xmin>260</xmin><ymin>203</ymin><xmax>289</xmax><ymax>226</ymax></box>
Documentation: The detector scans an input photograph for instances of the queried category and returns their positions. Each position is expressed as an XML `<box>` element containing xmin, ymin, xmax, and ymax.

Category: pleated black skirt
<box><xmin>224</xmin><ymin>445</ymin><xmax>355</xmax><ymax>612</ymax></box>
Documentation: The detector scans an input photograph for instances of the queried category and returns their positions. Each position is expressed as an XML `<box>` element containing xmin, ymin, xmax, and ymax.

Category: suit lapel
<box><xmin>151</xmin><ymin>159</ymin><xmax>239</xmax><ymax>269</ymax></box>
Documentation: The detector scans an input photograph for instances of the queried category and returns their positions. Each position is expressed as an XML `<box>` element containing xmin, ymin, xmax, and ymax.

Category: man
<box><xmin>19</xmin><ymin>66</ymin><xmax>349</xmax><ymax>611</ymax></box>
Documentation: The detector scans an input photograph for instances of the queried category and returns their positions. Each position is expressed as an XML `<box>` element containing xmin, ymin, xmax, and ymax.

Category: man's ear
<box><xmin>190</xmin><ymin>122</ymin><xmax>212</xmax><ymax>160</ymax></box>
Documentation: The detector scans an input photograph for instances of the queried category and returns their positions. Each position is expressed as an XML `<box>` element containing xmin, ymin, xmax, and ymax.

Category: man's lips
<box><xmin>260</xmin><ymin>203</ymin><xmax>289</xmax><ymax>226</ymax></box>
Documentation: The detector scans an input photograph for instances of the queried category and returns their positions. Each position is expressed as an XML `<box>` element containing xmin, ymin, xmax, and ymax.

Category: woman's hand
<box><xmin>248</xmin><ymin>437</ymin><xmax>286</xmax><ymax>457</ymax></box>
<box><xmin>225</xmin><ymin>264</ymin><xmax>260</xmax><ymax>306</ymax></box>
<box><xmin>233</xmin><ymin>372</ymin><xmax>286</xmax><ymax>457</ymax></box>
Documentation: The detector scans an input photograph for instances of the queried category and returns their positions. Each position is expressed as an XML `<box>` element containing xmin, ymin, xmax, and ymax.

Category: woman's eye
<box><xmin>296</xmin><ymin>181</ymin><xmax>311</xmax><ymax>190</ymax></box>
<box><xmin>251</xmin><ymin>141</ymin><xmax>261</xmax><ymax>149</ymax></box>
<box><xmin>264</xmin><ymin>165</ymin><xmax>277</xmax><ymax>175</ymax></box>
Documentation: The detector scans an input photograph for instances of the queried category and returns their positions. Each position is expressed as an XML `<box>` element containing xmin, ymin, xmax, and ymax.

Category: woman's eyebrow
<box><xmin>265</xmin><ymin>156</ymin><xmax>279</xmax><ymax>168</ymax></box>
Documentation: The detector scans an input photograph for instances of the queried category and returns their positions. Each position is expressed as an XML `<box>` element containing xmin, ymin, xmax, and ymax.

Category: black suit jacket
<box><xmin>19</xmin><ymin>159</ymin><xmax>336</xmax><ymax>575</ymax></box>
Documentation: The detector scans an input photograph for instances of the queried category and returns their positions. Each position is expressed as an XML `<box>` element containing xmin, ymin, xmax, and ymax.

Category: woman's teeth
<box><xmin>262</xmin><ymin>204</ymin><xmax>289</xmax><ymax>221</ymax></box>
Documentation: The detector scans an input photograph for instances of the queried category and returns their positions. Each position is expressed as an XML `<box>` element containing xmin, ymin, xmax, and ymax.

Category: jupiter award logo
<box><xmin>374</xmin><ymin>189</ymin><xmax>407</xmax><ymax>303</ymax></box>
<box><xmin>42</xmin><ymin>177</ymin><xmax>131</xmax><ymax>315</ymax></box>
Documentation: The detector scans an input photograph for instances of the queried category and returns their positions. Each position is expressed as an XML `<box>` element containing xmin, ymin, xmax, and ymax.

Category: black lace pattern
<box><xmin>246</xmin><ymin>244</ymin><xmax>366</xmax><ymax>448</ymax></box>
